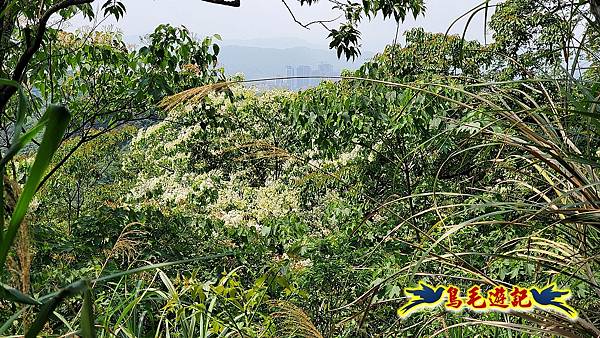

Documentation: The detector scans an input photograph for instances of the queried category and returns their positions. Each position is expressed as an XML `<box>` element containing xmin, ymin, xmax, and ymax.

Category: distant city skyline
<box><xmin>215</xmin><ymin>43</ymin><xmax>369</xmax><ymax>90</ymax></box>
<box><xmin>278</xmin><ymin>63</ymin><xmax>336</xmax><ymax>90</ymax></box>
<box><xmin>72</xmin><ymin>1</ymin><xmax>495</xmax><ymax>53</ymax></box>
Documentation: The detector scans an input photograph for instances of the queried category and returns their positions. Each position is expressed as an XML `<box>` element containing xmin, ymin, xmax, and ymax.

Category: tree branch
<box><xmin>281</xmin><ymin>0</ymin><xmax>337</xmax><ymax>31</ymax></box>
<box><xmin>0</xmin><ymin>0</ymin><xmax>94</xmax><ymax>111</ymax></box>
<box><xmin>200</xmin><ymin>0</ymin><xmax>240</xmax><ymax>7</ymax></box>
<box><xmin>16</xmin><ymin>0</ymin><xmax>94</xmax><ymax>82</ymax></box>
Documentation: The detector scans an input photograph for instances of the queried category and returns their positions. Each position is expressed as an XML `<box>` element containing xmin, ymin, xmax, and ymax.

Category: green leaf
<box><xmin>0</xmin><ymin>78</ymin><xmax>19</xmax><ymax>87</ymax></box>
<box><xmin>0</xmin><ymin>283</ymin><xmax>41</xmax><ymax>305</ymax></box>
<box><xmin>159</xmin><ymin>270</ymin><xmax>177</xmax><ymax>297</ymax></box>
<box><xmin>0</xmin><ymin>76</ymin><xmax>28</xmax><ymax>161</ymax></box>
<box><xmin>0</xmin><ymin>80</ymin><xmax>29</xmax><ymax>243</ymax></box>
<box><xmin>80</xmin><ymin>286</ymin><xmax>96</xmax><ymax>338</ymax></box>
<box><xmin>0</xmin><ymin>104</ymin><xmax>71</xmax><ymax>271</ymax></box>
<box><xmin>26</xmin><ymin>279</ymin><xmax>88</xmax><ymax>338</ymax></box>
<box><xmin>0</xmin><ymin>119</ymin><xmax>48</xmax><ymax>169</ymax></box>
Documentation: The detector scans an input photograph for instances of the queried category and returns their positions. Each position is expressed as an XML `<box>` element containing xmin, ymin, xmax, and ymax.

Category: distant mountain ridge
<box><xmin>221</xmin><ymin>37</ymin><xmax>326</xmax><ymax>50</ymax></box>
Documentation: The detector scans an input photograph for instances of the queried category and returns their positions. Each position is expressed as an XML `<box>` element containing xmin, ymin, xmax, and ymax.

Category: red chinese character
<box><xmin>466</xmin><ymin>285</ymin><xmax>487</xmax><ymax>309</ymax></box>
<box><xmin>487</xmin><ymin>286</ymin><xmax>509</xmax><ymax>309</ymax></box>
<box><xmin>510</xmin><ymin>286</ymin><xmax>533</xmax><ymax>308</ymax></box>
<box><xmin>445</xmin><ymin>285</ymin><xmax>463</xmax><ymax>310</ymax></box>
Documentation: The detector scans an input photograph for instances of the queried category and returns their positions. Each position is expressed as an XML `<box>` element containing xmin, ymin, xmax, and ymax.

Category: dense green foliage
<box><xmin>1</xmin><ymin>0</ymin><xmax>600</xmax><ymax>337</ymax></box>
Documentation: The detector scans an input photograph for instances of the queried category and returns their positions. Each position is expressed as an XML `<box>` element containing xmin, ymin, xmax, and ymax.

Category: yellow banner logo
<box><xmin>398</xmin><ymin>282</ymin><xmax>577</xmax><ymax>320</ymax></box>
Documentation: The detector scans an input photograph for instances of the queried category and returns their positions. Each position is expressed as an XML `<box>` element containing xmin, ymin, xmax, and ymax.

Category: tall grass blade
<box><xmin>0</xmin><ymin>307</ymin><xmax>26</xmax><ymax>335</ymax></box>
<box><xmin>26</xmin><ymin>279</ymin><xmax>88</xmax><ymax>338</ymax></box>
<box><xmin>81</xmin><ymin>284</ymin><xmax>96</xmax><ymax>338</ymax></box>
<box><xmin>0</xmin><ymin>104</ymin><xmax>71</xmax><ymax>271</ymax></box>
<box><xmin>0</xmin><ymin>283</ymin><xmax>41</xmax><ymax>305</ymax></box>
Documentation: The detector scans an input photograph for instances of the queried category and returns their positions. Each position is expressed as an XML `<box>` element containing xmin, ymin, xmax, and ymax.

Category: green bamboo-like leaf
<box><xmin>0</xmin><ymin>283</ymin><xmax>41</xmax><ymax>305</ymax></box>
<box><xmin>0</xmin><ymin>1</ymin><xmax>17</xmax><ymax>19</ymax></box>
<box><xmin>0</xmin><ymin>104</ymin><xmax>71</xmax><ymax>271</ymax></box>
<box><xmin>0</xmin><ymin>87</ymin><xmax>33</xmax><ymax>244</ymax></box>
<box><xmin>80</xmin><ymin>283</ymin><xmax>96</xmax><ymax>338</ymax></box>
<box><xmin>26</xmin><ymin>279</ymin><xmax>88</xmax><ymax>338</ymax></box>
<box><xmin>53</xmin><ymin>311</ymin><xmax>75</xmax><ymax>332</ymax></box>
<box><xmin>0</xmin><ymin>78</ymin><xmax>19</xmax><ymax>87</ymax></box>
<box><xmin>159</xmin><ymin>270</ymin><xmax>176</xmax><ymax>297</ymax></box>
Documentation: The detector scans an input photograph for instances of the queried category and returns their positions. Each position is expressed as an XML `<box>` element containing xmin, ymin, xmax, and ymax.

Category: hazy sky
<box><xmin>73</xmin><ymin>0</ymin><xmax>493</xmax><ymax>52</ymax></box>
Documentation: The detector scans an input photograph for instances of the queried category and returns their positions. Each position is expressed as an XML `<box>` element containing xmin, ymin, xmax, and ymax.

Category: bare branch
<box><xmin>281</xmin><ymin>0</ymin><xmax>338</xmax><ymax>31</ymax></box>
<box><xmin>200</xmin><ymin>0</ymin><xmax>240</xmax><ymax>7</ymax></box>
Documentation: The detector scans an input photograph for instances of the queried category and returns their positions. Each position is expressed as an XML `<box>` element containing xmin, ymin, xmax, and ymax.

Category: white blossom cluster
<box><xmin>306</xmin><ymin>144</ymin><xmax>363</xmax><ymax>169</ymax></box>
<box><xmin>125</xmin><ymin>86</ymin><xmax>302</xmax><ymax>230</ymax></box>
<box><xmin>209</xmin><ymin>179</ymin><xmax>301</xmax><ymax>230</ymax></box>
<box><xmin>125</xmin><ymin>93</ymin><xmax>230</xmax><ymax>210</ymax></box>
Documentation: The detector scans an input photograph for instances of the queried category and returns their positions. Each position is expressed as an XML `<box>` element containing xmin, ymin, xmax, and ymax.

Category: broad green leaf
<box><xmin>0</xmin><ymin>77</ymin><xmax>27</xmax><ymax>242</ymax></box>
<box><xmin>0</xmin><ymin>104</ymin><xmax>71</xmax><ymax>270</ymax></box>
<box><xmin>159</xmin><ymin>270</ymin><xmax>176</xmax><ymax>297</ymax></box>
<box><xmin>80</xmin><ymin>285</ymin><xmax>96</xmax><ymax>338</ymax></box>
<box><xmin>0</xmin><ymin>78</ymin><xmax>19</xmax><ymax>87</ymax></box>
<box><xmin>26</xmin><ymin>279</ymin><xmax>88</xmax><ymax>338</ymax></box>
<box><xmin>0</xmin><ymin>283</ymin><xmax>41</xmax><ymax>305</ymax></box>
<box><xmin>0</xmin><ymin>119</ymin><xmax>48</xmax><ymax>169</ymax></box>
